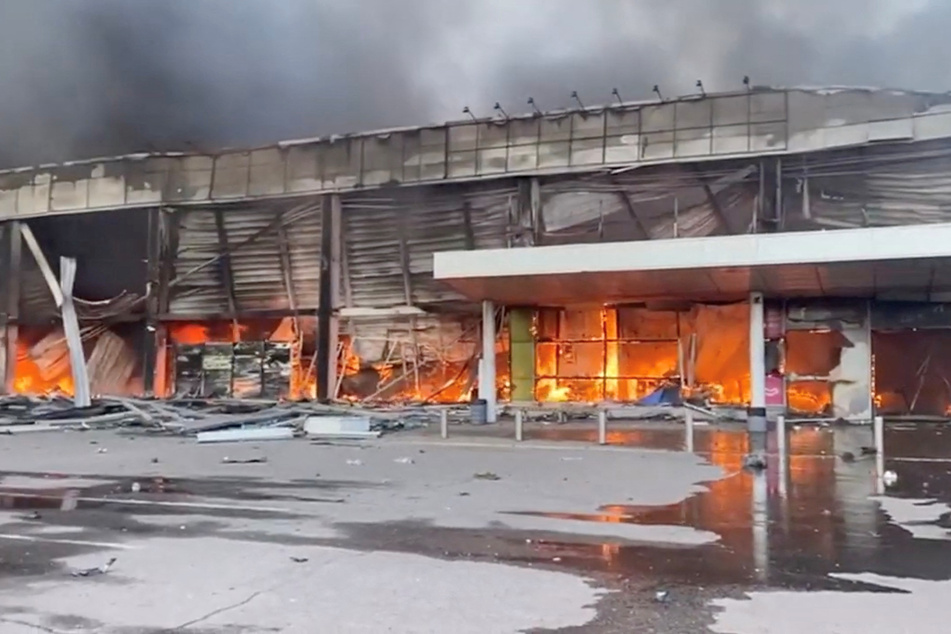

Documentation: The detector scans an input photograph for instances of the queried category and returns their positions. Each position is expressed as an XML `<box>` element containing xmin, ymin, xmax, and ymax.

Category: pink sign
<box><xmin>764</xmin><ymin>375</ymin><xmax>784</xmax><ymax>406</ymax></box>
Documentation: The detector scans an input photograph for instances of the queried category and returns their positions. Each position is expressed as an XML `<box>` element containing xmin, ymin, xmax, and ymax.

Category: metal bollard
<box><xmin>874</xmin><ymin>416</ymin><xmax>885</xmax><ymax>491</ymax></box>
<box><xmin>440</xmin><ymin>409</ymin><xmax>449</xmax><ymax>439</ymax></box>
<box><xmin>515</xmin><ymin>409</ymin><xmax>524</xmax><ymax>442</ymax></box>
<box><xmin>598</xmin><ymin>410</ymin><xmax>607</xmax><ymax>446</ymax></box>
<box><xmin>776</xmin><ymin>415</ymin><xmax>786</xmax><ymax>458</ymax></box>
<box><xmin>777</xmin><ymin>415</ymin><xmax>787</xmax><ymax>499</ymax></box>
<box><xmin>685</xmin><ymin>409</ymin><xmax>695</xmax><ymax>453</ymax></box>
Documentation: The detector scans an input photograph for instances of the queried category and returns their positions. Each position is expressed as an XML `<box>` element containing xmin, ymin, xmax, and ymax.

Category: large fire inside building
<box><xmin>3</xmin><ymin>86</ymin><xmax>951</xmax><ymax>424</ymax></box>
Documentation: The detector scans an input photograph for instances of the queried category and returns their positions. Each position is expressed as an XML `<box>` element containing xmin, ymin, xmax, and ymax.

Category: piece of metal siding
<box><xmin>797</xmin><ymin>151</ymin><xmax>951</xmax><ymax>229</ymax></box>
<box><xmin>169</xmin><ymin>210</ymin><xmax>230</xmax><ymax>316</ymax></box>
<box><xmin>224</xmin><ymin>211</ymin><xmax>290</xmax><ymax>313</ymax></box>
<box><xmin>343</xmin><ymin>186</ymin><xmax>512</xmax><ymax>309</ymax></box>
<box><xmin>170</xmin><ymin>203</ymin><xmax>322</xmax><ymax>316</ymax></box>
<box><xmin>343</xmin><ymin>200</ymin><xmax>410</xmax><ymax>309</ymax></box>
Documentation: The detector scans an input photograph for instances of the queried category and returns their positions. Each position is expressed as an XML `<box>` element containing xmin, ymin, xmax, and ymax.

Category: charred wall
<box><xmin>6</xmin><ymin>139</ymin><xmax>951</xmax><ymax>406</ymax></box>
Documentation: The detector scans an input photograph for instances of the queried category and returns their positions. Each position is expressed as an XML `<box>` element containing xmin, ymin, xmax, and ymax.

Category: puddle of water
<box><xmin>0</xmin><ymin>491</ymin><xmax>76</xmax><ymax>511</ymax></box>
<box><xmin>0</xmin><ymin>470</ymin><xmax>378</xmax><ymax>511</ymax></box>
<box><xmin>527</xmin><ymin>424</ymin><xmax>836</xmax><ymax>457</ymax></box>
<box><xmin>508</xmin><ymin>426</ymin><xmax>951</xmax><ymax>592</ymax></box>
<box><xmin>0</xmin><ymin>476</ymin><xmax>189</xmax><ymax>514</ymax></box>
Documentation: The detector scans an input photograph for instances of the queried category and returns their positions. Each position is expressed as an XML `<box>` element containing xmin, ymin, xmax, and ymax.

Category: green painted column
<box><xmin>509</xmin><ymin>308</ymin><xmax>535</xmax><ymax>401</ymax></box>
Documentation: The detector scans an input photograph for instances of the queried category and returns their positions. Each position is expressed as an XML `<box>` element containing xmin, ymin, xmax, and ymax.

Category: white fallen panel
<box><xmin>196</xmin><ymin>427</ymin><xmax>295</xmax><ymax>444</ymax></box>
<box><xmin>304</xmin><ymin>415</ymin><xmax>372</xmax><ymax>437</ymax></box>
<box><xmin>307</xmin><ymin>430</ymin><xmax>382</xmax><ymax>440</ymax></box>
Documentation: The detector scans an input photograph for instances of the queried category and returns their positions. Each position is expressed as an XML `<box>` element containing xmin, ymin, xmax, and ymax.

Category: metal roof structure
<box><xmin>3</xmin><ymin>86</ymin><xmax>951</xmax><ymax>220</ymax></box>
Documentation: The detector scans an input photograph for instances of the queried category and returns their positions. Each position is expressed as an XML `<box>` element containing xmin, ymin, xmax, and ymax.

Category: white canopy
<box><xmin>434</xmin><ymin>223</ymin><xmax>951</xmax><ymax>305</ymax></box>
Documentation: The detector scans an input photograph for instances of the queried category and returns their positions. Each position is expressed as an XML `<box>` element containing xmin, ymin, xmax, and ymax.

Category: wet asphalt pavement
<box><xmin>0</xmin><ymin>422</ymin><xmax>949</xmax><ymax>632</ymax></box>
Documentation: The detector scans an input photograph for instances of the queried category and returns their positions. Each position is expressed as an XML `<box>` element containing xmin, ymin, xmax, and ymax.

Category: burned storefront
<box><xmin>3</xmin><ymin>86</ymin><xmax>951</xmax><ymax>424</ymax></box>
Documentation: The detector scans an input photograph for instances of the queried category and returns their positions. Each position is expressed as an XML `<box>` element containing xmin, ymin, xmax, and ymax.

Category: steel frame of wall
<box><xmin>533</xmin><ymin>307</ymin><xmax>682</xmax><ymax>402</ymax></box>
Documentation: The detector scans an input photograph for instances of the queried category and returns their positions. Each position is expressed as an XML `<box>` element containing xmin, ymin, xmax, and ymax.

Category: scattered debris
<box><xmin>474</xmin><ymin>472</ymin><xmax>501</xmax><ymax>481</ymax></box>
<box><xmin>221</xmin><ymin>456</ymin><xmax>268</xmax><ymax>464</ymax></box>
<box><xmin>743</xmin><ymin>454</ymin><xmax>767</xmax><ymax>471</ymax></box>
<box><xmin>0</xmin><ymin>396</ymin><xmax>408</xmax><ymax>436</ymax></box>
<box><xmin>883</xmin><ymin>470</ymin><xmax>899</xmax><ymax>487</ymax></box>
<box><xmin>654</xmin><ymin>590</ymin><xmax>670</xmax><ymax>603</ymax></box>
<box><xmin>842</xmin><ymin>446</ymin><xmax>877</xmax><ymax>463</ymax></box>
<box><xmin>290</xmin><ymin>557</ymin><xmax>309</xmax><ymax>563</ymax></box>
<box><xmin>71</xmin><ymin>558</ymin><xmax>117</xmax><ymax>578</ymax></box>
<box><xmin>0</xmin><ymin>396</ymin><xmax>454</xmax><ymax>448</ymax></box>
<box><xmin>394</xmin><ymin>457</ymin><xmax>415</xmax><ymax>465</ymax></box>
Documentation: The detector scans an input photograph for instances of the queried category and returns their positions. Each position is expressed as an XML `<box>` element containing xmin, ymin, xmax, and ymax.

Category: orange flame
<box><xmin>533</xmin><ymin>307</ymin><xmax>685</xmax><ymax>403</ymax></box>
<box><xmin>13</xmin><ymin>340</ymin><xmax>74</xmax><ymax>396</ymax></box>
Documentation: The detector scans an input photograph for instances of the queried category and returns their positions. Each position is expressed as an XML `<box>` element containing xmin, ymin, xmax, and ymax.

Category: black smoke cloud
<box><xmin>0</xmin><ymin>0</ymin><xmax>948</xmax><ymax>168</ymax></box>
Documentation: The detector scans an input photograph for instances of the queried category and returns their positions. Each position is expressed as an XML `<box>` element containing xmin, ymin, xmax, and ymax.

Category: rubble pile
<box><xmin>0</xmin><ymin>395</ymin><xmax>452</xmax><ymax>440</ymax></box>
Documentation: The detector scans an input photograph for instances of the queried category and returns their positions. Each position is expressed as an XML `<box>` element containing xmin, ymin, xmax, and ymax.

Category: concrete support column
<box><xmin>480</xmin><ymin>300</ymin><xmax>498</xmax><ymax>423</ymax></box>
<box><xmin>749</xmin><ymin>293</ymin><xmax>766</xmax><ymax>409</ymax></box>
<box><xmin>749</xmin><ymin>293</ymin><xmax>766</xmax><ymax>425</ymax></box>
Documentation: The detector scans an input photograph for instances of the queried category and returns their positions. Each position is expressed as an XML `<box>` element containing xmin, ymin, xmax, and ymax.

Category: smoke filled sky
<box><xmin>0</xmin><ymin>0</ymin><xmax>947</xmax><ymax>167</ymax></box>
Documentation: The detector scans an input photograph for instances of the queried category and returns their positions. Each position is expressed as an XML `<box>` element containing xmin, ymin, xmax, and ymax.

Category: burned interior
<box><xmin>3</xmin><ymin>87</ymin><xmax>951</xmax><ymax>422</ymax></box>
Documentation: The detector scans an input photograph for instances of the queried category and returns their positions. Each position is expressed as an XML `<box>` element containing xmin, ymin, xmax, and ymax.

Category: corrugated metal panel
<box><xmin>539</xmin><ymin>166</ymin><xmax>757</xmax><ymax>242</ymax></box>
<box><xmin>343</xmin><ymin>185</ymin><xmax>513</xmax><ymax>309</ymax></box>
<box><xmin>170</xmin><ymin>211</ymin><xmax>229</xmax><ymax>315</ymax></box>
<box><xmin>785</xmin><ymin>145</ymin><xmax>951</xmax><ymax>230</ymax></box>
<box><xmin>341</xmin><ymin>200</ymin><xmax>406</xmax><ymax>309</ymax></box>
<box><xmin>170</xmin><ymin>202</ymin><xmax>321</xmax><ymax>316</ymax></box>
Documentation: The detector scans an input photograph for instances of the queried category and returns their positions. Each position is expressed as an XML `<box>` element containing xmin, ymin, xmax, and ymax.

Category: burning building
<box><xmin>2</xmin><ymin>86</ymin><xmax>951</xmax><ymax>423</ymax></box>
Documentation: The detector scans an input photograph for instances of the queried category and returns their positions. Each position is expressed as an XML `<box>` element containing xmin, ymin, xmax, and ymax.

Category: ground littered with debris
<box><xmin>0</xmin><ymin>420</ymin><xmax>950</xmax><ymax>633</ymax></box>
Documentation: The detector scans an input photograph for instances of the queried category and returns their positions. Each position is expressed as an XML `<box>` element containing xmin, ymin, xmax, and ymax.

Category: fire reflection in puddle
<box><xmin>508</xmin><ymin>426</ymin><xmax>951</xmax><ymax>592</ymax></box>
